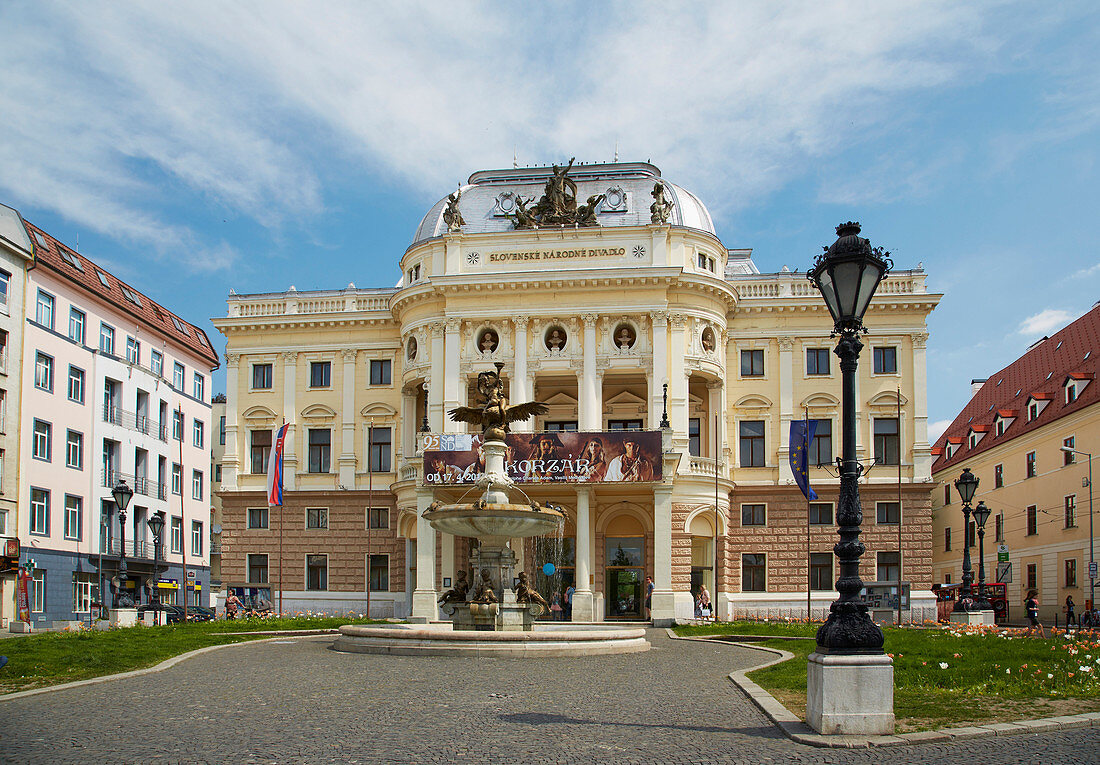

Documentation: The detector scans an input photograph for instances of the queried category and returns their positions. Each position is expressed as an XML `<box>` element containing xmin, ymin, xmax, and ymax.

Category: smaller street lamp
<box><xmin>953</xmin><ymin>468</ymin><xmax>979</xmax><ymax>612</ymax></box>
<box><xmin>110</xmin><ymin>480</ymin><xmax>134</xmax><ymax>607</ymax></box>
<box><xmin>971</xmin><ymin>501</ymin><xmax>993</xmax><ymax>611</ymax></box>
<box><xmin>1062</xmin><ymin>445</ymin><xmax>1095</xmax><ymax>608</ymax></box>
<box><xmin>147</xmin><ymin>511</ymin><xmax>165</xmax><ymax>626</ymax></box>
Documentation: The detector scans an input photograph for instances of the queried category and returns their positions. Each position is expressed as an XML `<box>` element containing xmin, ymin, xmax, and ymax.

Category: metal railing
<box><xmin>101</xmin><ymin>538</ymin><xmax>155</xmax><ymax>559</ymax></box>
<box><xmin>102</xmin><ymin>407</ymin><xmax>166</xmax><ymax>440</ymax></box>
<box><xmin>100</xmin><ymin>469</ymin><xmax>166</xmax><ymax>499</ymax></box>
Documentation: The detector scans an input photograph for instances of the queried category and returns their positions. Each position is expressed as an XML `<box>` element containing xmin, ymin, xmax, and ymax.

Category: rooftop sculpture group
<box><xmin>509</xmin><ymin>158</ymin><xmax>605</xmax><ymax>230</ymax></box>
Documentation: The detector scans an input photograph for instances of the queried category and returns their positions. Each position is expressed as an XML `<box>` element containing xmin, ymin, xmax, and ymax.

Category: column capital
<box><xmin>670</xmin><ymin>313</ymin><xmax>687</xmax><ymax>328</ymax></box>
<box><xmin>650</xmin><ymin>310</ymin><xmax>669</xmax><ymax>324</ymax></box>
<box><xmin>225</xmin><ymin>353</ymin><xmax>241</xmax><ymax>368</ymax></box>
<box><xmin>777</xmin><ymin>337</ymin><xmax>794</xmax><ymax>352</ymax></box>
<box><xmin>581</xmin><ymin>313</ymin><xmax>599</xmax><ymax>327</ymax></box>
<box><xmin>429</xmin><ymin>320</ymin><xmax>446</xmax><ymax>336</ymax></box>
<box><xmin>444</xmin><ymin>318</ymin><xmax>461</xmax><ymax>333</ymax></box>
<box><xmin>280</xmin><ymin>351</ymin><xmax>298</xmax><ymax>364</ymax></box>
<box><xmin>511</xmin><ymin>314</ymin><xmax>531</xmax><ymax>328</ymax></box>
<box><xmin>575</xmin><ymin>486</ymin><xmax>594</xmax><ymax>501</ymax></box>
<box><xmin>340</xmin><ymin>348</ymin><xmax>358</xmax><ymax>362</ymax></box>
<box><xmin>912</xmin><ymin>332</ymin><xmax>928</xmax><ymax>349</ymax></box>
<box><xmin>706</xmin><ymin>380</ymin><xmax>724</xmax><ymax>390</ymax></box>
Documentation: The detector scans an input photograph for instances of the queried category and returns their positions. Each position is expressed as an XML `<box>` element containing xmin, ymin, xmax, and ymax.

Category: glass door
<box><xmin>605</xmin><ymin>536</ymin><xmax>644</xmax><ymax>619</ymax></box>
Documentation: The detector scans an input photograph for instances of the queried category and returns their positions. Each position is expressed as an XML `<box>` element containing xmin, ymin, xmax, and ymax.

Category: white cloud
<box><xmin>928</xmin><ymin>419</ymin><xmax>952</xmax><ymax>443</ymax></box>
<box><xmin>1072</xmin><ymin>262</ymin><xmax>1100</xmax><ymax>278</ymax></box>
<box><xmin>1017</xmin><ymin>308</ymin><xmax>1074</xmax><ymax>336</ymax></box>
<box><xmin>0</xmin><ymin>1</ymin><xmax>1085</xmax><ymax>267</ymax></box>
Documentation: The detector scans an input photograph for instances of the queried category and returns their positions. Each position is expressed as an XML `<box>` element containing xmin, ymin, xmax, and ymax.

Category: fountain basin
<box><xmin>333</xmin><ymin>623</ymin><xmax>650</xmax><ymax>656</ymax></box>
<box><xmin>423</xmin><ymin>503</ymin><xmax>564</xmax><ymax>545</ymax></box>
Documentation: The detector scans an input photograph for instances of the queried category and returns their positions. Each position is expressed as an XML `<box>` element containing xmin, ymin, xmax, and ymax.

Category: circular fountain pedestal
<box><xmin>333</xmin><ymin>623</ymin><xmax>650</xmax><ymax>656</ymax></box>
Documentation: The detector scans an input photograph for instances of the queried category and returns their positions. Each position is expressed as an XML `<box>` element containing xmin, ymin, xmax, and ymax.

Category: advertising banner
<box><xmin>423</xmin><ymin>430</ymin><xmax>662</xmax><ymax>485</ymax></box>
<box><xmin>17</xmin><ymin>568</ymin><xmax>30</xmax><ymax>623</ymax></box>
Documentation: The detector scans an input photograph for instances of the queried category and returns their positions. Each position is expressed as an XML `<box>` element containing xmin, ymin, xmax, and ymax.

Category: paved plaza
<box><xmin>0</xmin><ymin>629</ymin><xmax>1097</xmax><ymax>764</ymax></box>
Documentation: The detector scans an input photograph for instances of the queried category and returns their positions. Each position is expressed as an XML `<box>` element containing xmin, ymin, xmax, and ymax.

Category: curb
<box><xmin>665</xmin><ymin>628</ymin><xmax>1100</xmax><ymax>748</ymax></box>
<box><xmin>0</xmin><ymin>634</ymin><xmax>331</xmax><ymax>703</ymax></box>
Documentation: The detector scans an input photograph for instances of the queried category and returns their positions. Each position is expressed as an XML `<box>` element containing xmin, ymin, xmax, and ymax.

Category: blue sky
<box><xmin>2</xmin><ymin>2</ymin><xmax>1098</xmax><ymax>438</ymax></box>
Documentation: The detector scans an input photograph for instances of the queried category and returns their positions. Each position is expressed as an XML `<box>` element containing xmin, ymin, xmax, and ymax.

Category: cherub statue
<box><xmin>472</xmin><ymin>568</ymin><xmax>497</xmax><ymax>603</ymax></box>
<box><xmin>514</xmin><ymin>571</ymin><xmax>550</xmax><ymax>609</ymax></box>
<box><xmin>449</xmin><ymin>362</ymin><xmax>548</xmax><ymax>441</ymax></box>
<box><xmin>438</xmin><ymin>570</ymin><xmax>470</xmax><ymax>606</ymax></box>
<box><xmin>576</xmin><ymin>193</ymin><xmax>606</xmax><ymax>227</ymax></box>
<box><xmin>443</xmin><ymin>190</ymin><xmax>465</xmax><ymax>232</ymax></box>
<box><xmin>510</xmin><ymin>195</ymin><xmax>538</xmax><ymax>229</ymax></box>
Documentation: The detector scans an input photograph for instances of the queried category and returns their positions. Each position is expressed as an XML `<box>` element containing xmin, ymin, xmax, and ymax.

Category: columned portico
<box><xmin>512</xmin><ymin>315</ymin><xmax>532</xmax><ymax>432</ymax></box>
<box><xmin>572</xmin><ymin>487</ymin><xmax>595</xmax><ymax>621</ymax></box>
<box><xmin>651</xmin><ymin>485</ymin><xmax>676</xmax><ymax>625</ymax></box>
<box><xmin>411</xmin><ymin>488</ymin><xmax>438</xmax><ymax>622</ymax></box>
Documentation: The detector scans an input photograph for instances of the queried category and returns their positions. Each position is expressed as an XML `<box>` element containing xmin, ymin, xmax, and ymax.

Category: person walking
<box><xmin>225</xmin><ymin>591</ymin><xmax>242</xmax><ymax>620</ymax></box>
<box><xmin>699</xmin><ymin>585</ymin><xmax>712</xmax><ymax>620</ymax></box>
<box><xmin>1065</xmin><ymin>595</ymin><xmax>1077</xmax><ymax>629</ymax></box>
<box><xmin>564</xmin><ymin>583</ymin><xmax>575</xmax><ymax>622</ymax></box>
<box><xmin>1024</xmin><ymin>589</ymin><xmax>1046</xmax><ymax>638</ymax></box>
<box><xmin>644</xmin><ymin>575</ymin><xmax>654</xmax><ymax>620</ymax></box>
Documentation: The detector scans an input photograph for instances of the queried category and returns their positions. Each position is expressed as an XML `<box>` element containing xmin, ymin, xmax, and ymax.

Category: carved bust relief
<box><xmin>545</xmin><ymin>326</ymin><xmax>567</xmax><ymax>352</ymax></box>
<box><xmin>701</xmin><ymin>326</ymin><xmax>716</xmax><ymax>354</ymax></box>
<box><xmin>407</xmin><ymin>337</ymin><xmax>418</xmax><ymax>361</ymax></box>
<box><xmin>614</xmin><ymin>323</ymin><xmax>636</xmax><ymax>350</ymax></box>
<box><xmin>478</xmin><ymin>329</ymin><xmax>499</xmax><ymax>354</ymax></box>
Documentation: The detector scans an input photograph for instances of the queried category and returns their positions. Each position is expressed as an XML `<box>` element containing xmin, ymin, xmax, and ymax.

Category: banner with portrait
<box><xmin>422</xmin><ymin>430</ymin><xmax>662</xmax><ymax>484</ymax></box>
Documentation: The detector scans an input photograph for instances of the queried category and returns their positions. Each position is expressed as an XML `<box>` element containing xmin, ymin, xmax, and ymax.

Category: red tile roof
<box><xmin>932</xmin><ymin>302</ymin><xmax>1100</xmax><ymax>472</ymax></box>
<box><xmin>23</xmin><ymin>221</ymin><xmax>219</xmax><ymax>368</ymax></box>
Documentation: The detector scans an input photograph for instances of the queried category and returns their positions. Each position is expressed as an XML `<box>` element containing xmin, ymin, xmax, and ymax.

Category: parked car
<box><xmin>186</xmin><ymin>605</ymin><xmax>215</xmax><ymax>622</ymax></box>
<box><xmin>137</xmin><ymin>603</ymin><xmax>185</xmax><ymax>624</ymax></box>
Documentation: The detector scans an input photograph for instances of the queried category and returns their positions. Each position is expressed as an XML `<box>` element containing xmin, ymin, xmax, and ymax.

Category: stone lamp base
<box><xmin>949</xmin><ymin>609</ymin><xmax>995</xmax><ymax>626</ymax></box>
<box><xmin>806</xmin><ymin>652</ymin><xmax>895</xmax><ymax>735</ymax></box>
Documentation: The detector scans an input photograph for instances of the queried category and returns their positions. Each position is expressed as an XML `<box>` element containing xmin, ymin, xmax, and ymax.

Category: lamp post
<box><xmin>1062</xmin><ymin>446</ymin><xmax>1094</xmax><ymax>608</ymax></box>
<box><xmin>971</xmin><ymin>500</ymin><xmax>993</xmax><ymax>611</ymax></box>
<box><xmin>110</xmin><ymin>480</ymin><xmax>133</xmax><ymax>607</ymax></box>
<box><xmin>808</xmin><ymin>221</ymin><xmax>891</xmax><ymax>654</ymax></box>
<box><xmin>953</xmin><ymin>468</ymin><xmax>979</xmax><ymax>612</ymax></box>
<box><xmin>147</xmin><ymin>511</ymin><xmax>165</xmax><ymax>626</ymax></box>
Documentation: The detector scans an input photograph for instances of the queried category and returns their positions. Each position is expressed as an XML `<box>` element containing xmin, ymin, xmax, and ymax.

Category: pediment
<box><xmin>868</xmin><ymin>391</ymin><xmax>907</xmax><ymax>408</ymax></box>
<box><xmin>241</xmin><ymin>405</ymin><xmax>278</xmax><ymax>421</ymax></box>
<box><xmin>361</xmin><ymin>402</ymin><xmax>398</xmax><ymax>418</ymax></box>
<box><xmin>605</xmin><ymin>390</ymin><xmax>647</xmax><ymax>407</ymax></box>
<box><xmin>301</xmin><ymin>403</ymin><xmax>338</xmax><ymax>420</ymax></box>
<box><xmin>734</xmin><ymin>394</ymin><xmax>772</xmax><ymax>409</ymax></box>
<box><xmin>543</xmin><ymin>391</ymin><xmax>578</xmax><ymax>406</ymax></box>
<box><xmin>801</xmin><ymin>393</ymin><xmax>839</xmax><ymax>409</ymax></box>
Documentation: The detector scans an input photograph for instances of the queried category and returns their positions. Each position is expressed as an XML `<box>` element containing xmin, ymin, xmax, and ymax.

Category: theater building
<box><xmin>214</xmin><ymin>161</ymin><xmax>940</xmax><ymax>623</ymax></box>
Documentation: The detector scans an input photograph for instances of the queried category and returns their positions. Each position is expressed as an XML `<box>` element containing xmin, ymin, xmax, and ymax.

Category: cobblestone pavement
<box><xmin>0</xmin><ymin>629</ymin><xmax>1098</xmax><ymax>764</ymax></box>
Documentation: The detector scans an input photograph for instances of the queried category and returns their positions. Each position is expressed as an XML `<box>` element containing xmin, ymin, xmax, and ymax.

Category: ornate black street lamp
<box><xmin>972</xmin><ymin>500</ymin><xmax>993</xmax><ymax>611</ymax></box>
<box><xmin>808</xmin><ymin>222</ymin><xmax>891</xmax><ymax>654</ymax></box>
<box><xmin>110</xmin><ymin>480</ymin><xmax>133</xmax><ymax>607</ymax></box>
<box><xmin>953</xmin><ymin>468</ymin><xmax>979</xmax><ymax>612</ymax></box>
<box><xmin>147</xmin><ymin>511</ymin><xmax>165</xmax><ymax>626</ymax></box>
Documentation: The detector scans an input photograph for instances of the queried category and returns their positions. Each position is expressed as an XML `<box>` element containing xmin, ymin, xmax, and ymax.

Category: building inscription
<box><xmin>487</xmin><ymin>246</ymin><xmax>628</xmax><ymax>263</ymax></box>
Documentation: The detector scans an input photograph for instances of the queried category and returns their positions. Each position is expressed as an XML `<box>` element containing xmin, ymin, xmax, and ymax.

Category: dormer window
<box><xmin>1025</xmin><ymin>395</ymin><xmax>1051</xmax><ymax>422</ymax></box>
<box><xmin>994</xmin><ymin>409</ymin><xmax>1017</xmax><ymax>436</ymax></box>
<box><xmin>1067</xmin><ymin>380</ymin><xmax>1078</xmax><ymax>404</ymax></box>
<box><xmin>697</xmin><ymin>252</ymin><xmax>716</xmax><ymax>272</ymax></box>
<box><xmin>1064</xmin><ymin>374</ymin><xmax>1091</xmax><ymax>404</ymax></box>
<box><xmin>407</xmin><ymin>263</ymin><xmax>421</xmax><ymax>284</ymax></box>
<box><xmin>1028</xmin><ymin>402</ymin><xmax>1039</xmax><ymax>421</ymax></box>
<box><xmin>120</xmin><ymin>285</ymin><xmax>142</xmax><ymax>307</ymax></box>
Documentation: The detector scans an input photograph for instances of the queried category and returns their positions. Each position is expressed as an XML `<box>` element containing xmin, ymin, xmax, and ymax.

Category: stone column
<box><xmin>573</xmin><ymin>487</ymin><xmax>595</xmax><ymax>622</ymax></box>
<box><xmin>649</xmin><ymin>311</ymin><xmax>669</xmax><ymax>426</ymax></box>
<box><xmin>401</xmin><ymin>387</ymin><xmax>417</xmax><ymax>458</ymax></box>
<box><xmin>222</xmin><ymin>353</ymin><xmax>240</xmax><ymax>489</ymax></box>
<box><xmin>580</xmin><ymin>313</ymin><xmax>600</xmax><ymax>430</ymax></box>
<box><xmin>651</xmin><ymin>485</ymin><xmax>677</xmax><ymax>625</ymax></box>
<box><xmin>912</xmin><ymin>332</ymin><xmax>931</xmax><ymax>480</ymax></box>
<box><xmin>706</xmin><ymin>381</ymin><xmax>723</xmax><ymax>458</ymax></box>
<box><xmin>778</xmin><ymin>337</ymin><xmax>794</xmax><ymax>483</ymax></box>
<box><xmin>339</xmin><ymin>349</ymin><xmax>358</xmax><ymax>487</ymax></box>
<box><xmin>428</xmin><ymin>322</ymin><xmax>445</xmax><ymax>431</ymax></box>
<box><xmin>281</xmin><ymin>352</ymin><xmax>298</xmax><ymax>489</ymax></box>
<box><xmin>411</xmin><ymin>488</ymin><xmax>438</xmax><ymax>621</ymax></box>
<box><xmin>511</xmin><ymin>315</ymin><xmax>532</xmax><ymax>431</ymax></box>
<box><xmin>669</xmin><ymin>314</ymin><xmax>688</xmax><ymax>441</ymax></box>
<box><xmin>443</xmin><ymin>319</ymin><xmax>462</xmax><ymax>428</ymax></box>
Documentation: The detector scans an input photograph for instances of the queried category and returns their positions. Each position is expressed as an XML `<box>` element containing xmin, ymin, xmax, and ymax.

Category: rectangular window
<box><xmin>126</xmin><ymin>336</ymin><xmax>140</xmax><ymax>365</ymax></box>
<box><xmin>30</xmin><ymin>488</ymin><xmax>49</xmax><ymax>534</ymax></box>
<box><xmin>1026</xmin><ymin>505</ymin><xmax>1038</xmax><ymax>536</ymax></box>
<box><xmin>68</xmin><ymin>308</ymin><xmax>86</xmax><ymax>344</ymax></box>
<box><xmin>306</xmin><ymin>554</ymin><xmax>328</xmax><ymax>591</ymax></box>
<box><xmin>1066</xmin><ymin>559</ymin><xmax>1078</xmax><ymax>588</ymax></box>
<box><xmin>73</xmin><ymin>574</ymin><xmax>94</xmax><ymax>614</ymax></box>
<box><xmin>966</xmin><ymin>521</ymin><xmax>975</xmax><ymax>548</ymax></box>
<box><xmin>739</xmin><ymin>420</ymin><xmax>765</xmax><ymax>467</ymax></box>
<box><xmin>944</xmin><ymin>485</ymin><xmax>951</xmax><ymax>505</ymax></box>
<box><xmin>741</xmin><ymin>503</ymin><xmax>766</xmax><ymax>526</ymax></box>
<box><xmin>740</xmin><ymin>349</ymin><xmax>764</xmax><ymax>377</ymax></box>
<box><xmin>1064</xmin><ymin>437</ymin><xmax>1076</xmax><ymax>465</ymax></box>
<box><xmin>150</xmin><ymin>349</ymin><xmax>163</xmax><ymax>377</ymax></box>
<box><xmin>66</xmin><ymin>429</ymin><xmax>83</xmax><ymax>469</ymax></box>
<box><xmin>876</xmin><ymin>502</ymin><xmax>900</xmax><ymax>525</ymax></box>
<box><xmin>809</xmin><ymin>502</ymin><xmax>833</xmax><ymax>525</ymax></box>
<box><xmin>872</xmin><ymin>418</ymin><xmax>899</xmax><ymax>466</ymax></box>
<box><xmin>67</xmin><ymin>366</ymin><xmax>85</xmax><ymax>403</ymax></box>
<box><xmin>308</xmin><ymin>429</ymin><xmax>331</xmax><ymax>473</ymax></box>
<box><xmin>877</xmin><ymin>552</ymin><xmax>900</xmax><ymax>582</ymax></box>
<box><xmin>994</xmin><ymin>464</ymin><xmax>1003</xmax><ymax>488</ymax></box>
<box><xmin>688</xmin><ymin>418</ymin><xmax>701</xmax><ymax>457</ymax></box>
<box><xmin>0</xmin><ymin>269</ymin><xmax>8</xmax><ymax>309</ymax></box>
<box><xmin>607</xmin><ymin>419</ymin><xmax>643</xmax><ymax>431</ymax></box>
<box><xmin>809</xmin><ymin>419</ymin><xmax>832</xmax><ymax>466</ymax></box>
<box><xmin>367</xmin><ymin>507</ymin><xmax>389</xmax><ymax>529</ymax></box>
<box><xmin>171</xmin><ymin>463</ymin><xmax>182</xmax><ymax>495</ymax></box>
<box><xmin>173</xmin><ymin>410</ymin><xmax>184</xmax><ymax>441</ymax></box>
<box><xmin>806</xmin><ymin>348</ymin><xmax>830</xmax><ymax>375</ymax></box>
<box><xmin>306</xmin><ymin>507</ymin><xmax>328</xmax><ymax>529</ymax></box>
<box><xmin>36</xmin><ymin>290</ymin><xmax>54</xmax><ymax>329</ymax></box>
<box><xmin>32</xmin><ymin>419</ymin><xmax>51</xmax><ymax>460</ymax></box>
<box><xmin>1065</xmin><ymin>495</ymin><xmax>1077</xmax><ymax>528</ymax></box>
<box><xmin>193</xmin><ymin>372</ymin><xmax>205</xmax><ymax>401</ymax></box>
<box><xmin>873</xmin><ymin>346</ymin><xmax>897</xmax><ymax>374</ymax></box>
<box><xmin>369</xmin><ymin>554</ymin><xmax>389</xmax><ymax>591</ymax></box>
<box><xmin>310</xmin><ymin>361</ymin><xmax>331</xmax><ymax>388</ymax></box>
<box><xmin>170</xmin><ymin>516</ymin><xmax>183</xmax><ymax>553</ymax></box>
<box><xmin>99</xmin><ymin>324</ymin><xmax>115</xmax><ymax>355</ymax></box>
<box><xmin>1026</xmin><ymin>563</ymin><xmax>1037</xmax><ymax>590</ymax></box>
<box><xmin>1026</xmin><ymin>451</ymin><xmax>1037</xmax><ymax>478</ymax></box>
<box><xmin>219</xmin><ymin>415</ymin><xmax>226</xmax><ymax>446</ymax></box>
<box><xmin>369</xmin><ymin>359</ymin><xmax>391</xmax><ymax>386</ymax></box>
<box><xmin>64</xmin><ymin>495</ymin><xmax>82</xmax><ymax>540</ymax></box>
<box><xmin>995</xmin><ymin>513</ymin><xmax>1003</xmax><ymax>542</ymax></box>
<box><xmin>247</xmin><ymin>553</ymin><xmax>269</xmax><ymax>584</ymax></box>
<box><xmin>250</xmin><ymin>429</ymin><xmax>272</xmax><ymax>474</ymax></box>
<box><xmin>193</xmin><ymin>419</ymin><xmax>204</xmax><ymax>448</ymax></box>
<box><xmin>35</xmin><ymin>352</ymin><xmax>53</xmax><ymax>391</ymax></box>
<box><xmin>1028</xmin><ymin>402</ymin><xmax>1040</xmax><ymax>421</ymax></box>
<box><xmin>247</xmin><ymin>507</ymin><xmax>269</xmax><ymax>529</ymax></box>
<box><xmin>192</xmin><ymin>521</ymin><xmax>203</xmax><ymax>557</ymax></box>
<box><xmin>810</xmin><ymin>552</ymin><xmax>833</xmax><ymax>591</ymax></box>
<box><xmin>32</xmin><ymin>570</ymin><xmax>45</xmax><ymax>612</ymax></box>
<box><xmin>742</xmin><ymin>554</ymin><xmax>766</xmax><ymax>592</ymax></box>
<box><xmin>368</xmin><ymin>427</ymin><xmax>391</xmax><ymax>472</ymax></box>
<box><xmin>944</xmin><ymin>527</ymin><xmax>952</xmax><ymax>552</ymax></box>
<box><xmin>192</xmin><ymin>470</ymin><xmax>203</xmax><ymax>500</ymax></box>
<box><xmin>252</xmin><ymin>363</ymin><xmax>273</xmax><ymax>389</ymax></box>
<box><xmin>173</xmin><ymin>362</ymin><xmax>185</xmax><ymax>390</ymax></box>
<box><xmin>1067</xmin><ymin>383</ymin><xmax>1078</xmax><ymax>404</ymax></box>
<box><xmin>545</xmin><ymin>421</ymin><xmax>579</xmax><ymax>432</ymax></box>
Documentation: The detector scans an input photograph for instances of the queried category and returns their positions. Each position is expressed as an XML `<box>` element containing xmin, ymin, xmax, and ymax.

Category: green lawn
<box><xmin>674</xmin><ymin>622</ymin><xmax>1100</xmax><ymax>731</ymax></box>
<box><xmin>0</xmin><ymin>616</ymin><xmax>384</xmax><ymax>694</ymax></box>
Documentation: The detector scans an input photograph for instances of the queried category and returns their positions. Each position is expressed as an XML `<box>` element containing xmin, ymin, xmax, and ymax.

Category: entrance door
<box><xmin>605</xmin><ymin>535</ymin><xmax>644</xmax><ymax>619</ymax></box>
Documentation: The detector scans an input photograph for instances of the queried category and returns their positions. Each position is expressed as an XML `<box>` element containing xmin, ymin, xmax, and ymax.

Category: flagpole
<box><xmin>278</xmin><ymin>418</ymin><xmax>285</xmax><ymax>616</ymax></box>
<box><xmin>366</xmin><ymin>419</ymin><xmax>373</xmax><ymax>619</ymax></box>
<box><xmin>714</xmin><ymin>413</ymin><xmax>720</xmax><ymax>623</ymax></box>
<box><xmin>178</xmin><ymin>405</ymin><xmax>189</xmax><ymax>623</ymax></box>
<box><xmin>897</xmin><ymin>386</ymin><xmax>903</xmax><ymax>626</ymax></box>
<box><xmin>806</xmin><ymin>406</ymin><xmax>812</xmax><ymax>622</ymax></box>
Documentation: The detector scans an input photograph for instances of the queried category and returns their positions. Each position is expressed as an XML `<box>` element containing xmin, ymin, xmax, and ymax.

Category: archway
<box><xmin>604</xmin><ymin>513</ymin><xmax>645</xmax><ymax>619</ymax></box>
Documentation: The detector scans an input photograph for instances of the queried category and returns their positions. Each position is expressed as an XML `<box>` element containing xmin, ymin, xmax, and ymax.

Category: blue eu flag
<box><xmin>789</xmin><ymin>420</ymin><xmax>818</xmax><ymax>501</ymax></box>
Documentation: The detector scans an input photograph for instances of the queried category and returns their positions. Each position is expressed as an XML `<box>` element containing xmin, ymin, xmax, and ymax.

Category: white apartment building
<box><xmin>17</xmin><ymin>217</ymin><xmax>219</xmax><ymax>627</ymax></box>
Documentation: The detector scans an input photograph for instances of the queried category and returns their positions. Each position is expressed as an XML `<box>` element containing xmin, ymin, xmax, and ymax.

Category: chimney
<box><xmin>971</xmin><ymin>378</ymin><xmax>988</xmax><ymax>396</ymax></box>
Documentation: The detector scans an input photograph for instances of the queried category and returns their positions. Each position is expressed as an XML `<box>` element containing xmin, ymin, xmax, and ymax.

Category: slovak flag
<box><xmin>266</xmin><ymin>423</ymin><xmax>290</xmax><ymax>506</ymax></box>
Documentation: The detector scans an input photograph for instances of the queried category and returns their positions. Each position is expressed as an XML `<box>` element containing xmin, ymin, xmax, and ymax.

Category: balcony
<box><xmin>103</xmin><ymin>407</ymin><xmax>166</xmax><ymax>441</ymax></box>
<box><xmin>100</xmin><ymin>538</ymin><xmax>155</xmax><ymax>560</ymax></box>
<box><xmin>100</xmin><ymin>469</ymin><xmax>167</xmax><ymax>500</ymax></box>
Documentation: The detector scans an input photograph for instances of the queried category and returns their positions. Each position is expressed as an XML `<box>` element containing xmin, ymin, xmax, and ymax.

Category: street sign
<box><xmin>996</xmin><ymin>561</ymin><xmax>1013</xmax><ymax>583</ymax></box>
<box><xmin>186</xmin><ymin>570</ymin><xmax>196</xmax><ymax>580</ymax></box>
<box><xmin>997</xmin><ymin>544</ymin><xmax>1009</xmax><ymax>563</ymax></box>
<box><xmin>1090</xmin><ymin>560</ymin><xmax>1098</xmax><ymax>580</ymax></box>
